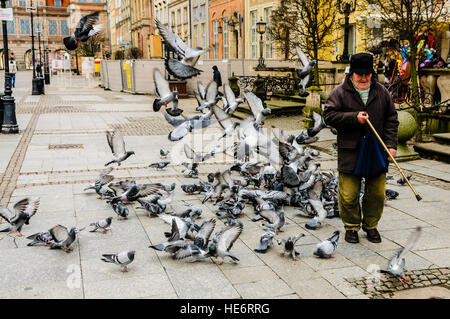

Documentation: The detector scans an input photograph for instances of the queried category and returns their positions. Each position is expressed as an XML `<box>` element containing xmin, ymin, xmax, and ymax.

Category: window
<box><xmin>19</xmin><ymin>0</ymin><xmax>26</xmax><ymax>6</ymax></box>
<box><xmin>213</xmin><ymin>20</ymin><xmax>218</xmax><ymax>58</ymax></box>
<box><xmin>20</xmin><ymin>19</ymin><xmax>30</xmax><ymax>35</ymax></box>
<box><xmin>54</xmin><ymin>0</ymin><xmax>61</xmax><ymax>6</ymax></box>
<box><xmin>348</xmin><ymin>25</ymin><xmax>356</xmax><ymax>55</ymax></box>
<box><xmin>264</xmin><ymin>7</ymin><xmax>272</xmax><ymax>59</ymax></box>
<box><xmin>183</xmin><ymin>7</ymin><xmax>188</xmax><ymax>23</ymax></box>
<box><xmin>223</xmin><ymin>19</ymin><xmax>228</xmax><ymax>59</ymax></box>
<box><xmin>0</xmin><ymin>21</ymin><xmax>15</xmax><ymax>34</ymax></box>
<box><xmin>193</xmin><ymin>24</ymin><xmax>198</xmax><ymax>47</ymax></box>
<box><xmin>49</xmin><ymin>20</ymin><xmax>58</xmax><ymax>35</ymax></box>
<box><xmin>177</xmin><ymin>9</ymin><xmax>181</xmax><ymax>25</ymax></box>
<box><xmin>201</xmin><ymin>22</ymin><xmax>206</xmax><ymax>49</ymax></box>
<box><xmin>250</xmin><ymin>10</ymin><xmax>257</xmax><ymax>59</ymax></box>
<box><xmin>200</xmin><ymin>4</ymin><xmax>205</xmax><ymax>18</ymax></box>
<box><xmin>60</xmin><ymin>20</ymin><xmax>69</xmax><ymax>35</ymax></box>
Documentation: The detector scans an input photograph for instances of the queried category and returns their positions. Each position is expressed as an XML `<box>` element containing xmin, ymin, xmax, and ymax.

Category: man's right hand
<box><xmin>357</xmin><ymin>112</ymin><xmax>369</xmax><ymax>124</ymax></box>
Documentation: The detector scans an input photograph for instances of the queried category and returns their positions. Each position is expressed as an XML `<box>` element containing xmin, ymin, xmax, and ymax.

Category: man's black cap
<box><xmin>349</xmin><ymin>53</ymin><xmax>374</xmax><ymax>75</ymax></box>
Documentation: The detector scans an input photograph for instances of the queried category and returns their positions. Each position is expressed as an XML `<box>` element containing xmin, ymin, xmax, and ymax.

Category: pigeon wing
<box><xmin>206</xmin><ymin>81</ymin><xmax>218</xmax><ymax>103</ymax></box>
<box><xmin>243</xmin><ymin>91</ymin><xmax>264</xmax><ymax>118</ymax></box>
<box><xmin>198</xmin><ymin>81</ymin><xmax>207</xmax><ymax>100</ymax></box>
<box><xmin>224</xmin><ymin>84</ymin><xmax>236</xmax><ymax>105</ymax></box>
<box><xmin>111</xmin><ymin>130</ymin><xmax>126</xmax><ymax>157</ymax></box>
<box><xmin>0</xmin><ymin>207</ymin><xmax>14</xmax><ymax>224</ymax></box>
<box><xmin>49</xmin><ymin>225</ymin><xmax>69</xmax><ymax>243</ymax></box>
<box><xmin>194</xmin><ymin>219</ymin><xmax>216</xmax><ymax>249</ymax></box>
<box><xmin>259</xmin><ymin>210</ymin><xmax>279</xmax><ymax>224</ymax></box>
<box><xmin>217</xmin><ymin>225</ymin><xmax>242</xmax><ymax>252</ymax></box>
<box><xmin>397</xmin><ymin>227</ymin><xmax>422</xmax><ymax>261</ymax></box>
<box><xmin>77</xmin><ymin>11</ymin><xmax>99</xmax><ymax>34</ymax></box>
<box><xmin>155</xmin><ymin>19</ymin><xmax>189</xmax><ymax>57</ymax></box>
<box><xmin>212</xmin><ymin>105</ymin><xmax>233</xmax><ymax>130</ymax></box>
<box><xmin>153</xmin><ymin>69</ymin><xmax>172</xmax><ymax>98</ymax></box>
<box><xmin>295</xmin><ymin>46</ymin><xmax>310</xmax><ymax>68</ymax></box>
<box><xmin>163</xmin><ymin>113</ymin><xmax>186</xmax><ymax>127</ymax></box>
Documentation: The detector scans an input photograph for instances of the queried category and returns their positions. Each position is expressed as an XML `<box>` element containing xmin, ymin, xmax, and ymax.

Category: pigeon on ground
<box><xmin>277</xmin><ymin>234</ymin><xmax>305</xmax><ymax>261</ymax></box>
<box><xmin>181</xmin><ymin>183</ymin><xmax>204</xmax><ymax>194</ymax></box>
<box><xmin>48</xmin><ymin>225</ymin><xmax>82</xmax><ymax>253</ymax></box>
<box><xmin>89</xmin><ymin>217</ymin><xmax>113</xmax><ymax>234</ymax></box>
<box><xmin>109</xmin><ymin>182</ymin><xmax>162</xmax><ymax>204</ymax></box>
<box><xmin>26</xmin><ymin>230</ymin><xmax>53</xmax><ymax>246</ymax></box>
<box><xmin>223</xmin><ymin>84</ymin><xmax>244</xmax><ymax>114</ymax></box>
<box><xmin>164</xmin><ymin>113</ymin><xmax>216</xmax><ymax>142</ymax></box>
<box><xmin>243</xmin><ymin>91</ymin><xmax>271</xmax><ymax>127</ymax></box>
<box><xmin>313</xmin><ymin>230</ymin><xmax>340</xmax><ymax>258</ymax></box>
<box><xmin>105</xmin><ymin>130</ymin><xmax>135</xmax><ymax>166</ymax></box>
<box><xmin>149</xmin><ymin>161</ymin><xmax>170</xmax><ymax>170</ymax></box>
<box><xmin>295</xmin><ymin>46</ymin><xmax>316</xmax><ymax>97</ymax></box>
<box><xmin>257</xmin><ymin>208</ymin><xmax>285</xmax><ymax>234</ymax></box>
<box><xmin>101</xmin><ymin>250</ymin><xmax>136</xmax><ymax>272</ymax></box>
<box><xmin>155</xmin><ymin>18</ymin><xmax>213</xmax><ymax>80</ymax></box>
<box><xmin>379</xmin><ymin>227</ymin><xmax>422</xmax><ymax>283</ymax></box>
<box><xmin>159</xmin><ymin>214</ymin><xmax>196</xmax><ymax>240</ymax></box>
<box><xmin>111</xmin><ymin>202</ymin><xmax>129</xmax><ymax>220</ymax></box>
<box><xmin>208</xmin><ymin>225</ymin><xmax>243</xmax><ymax>265</ymax></box>
<box><xmin>397</xmin><ymin>175</ymin><xmax>412</xmax><ymax>186</ymax></box>
<box><xmin>160</xmin><ymin>149</ymin><xmax>170</xmax><ymax>158</ymax></box>
<box><xmin>0</xmin><ymin>198</ymin><xmax>38</xmax><ymax>236</ymax></box>
<box><xmin>63</xmin><ymin>11</ymin><xmax>104</xmax><ymax>51</ymax></box>
<box><xmin>153</xmin><ymin>68</ymin><xmax>180</xmax><ymax>113</ymax></box>
<box><xmin>84</xmin><ymin>167</ymin><xmax>115</xmax><ymax>198</ymax></box>
<box><xmin>305</xmin><ymin>181</ymin><xmax>328</xmax><ymax>230</ymax></box>
<box><xmin>224</xmin><ymin>218</ymin><xmax>243</xmax><ymax>228</ymax></box>
<box><xmin>385</xmin><ymin>189</ymin><xmax>399</xmax><ymax>200</ymax></box>
<box><xmin>254</xmin><ymin>230</ymin><xmax>276</xmax><ymax>254</ymax></box>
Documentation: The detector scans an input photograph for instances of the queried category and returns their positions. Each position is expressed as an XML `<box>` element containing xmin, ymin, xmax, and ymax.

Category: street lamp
<box><xmin>256</xmin><ymin>17</ymin><xmax>267</xmax><ymax>69</ymax></box>
<box><xmin>1</xmin><ymin>0</ymin><xmax>18</xmax><ymax>133</ymax></box>
<box><xmin>337</xmin><ymin>0</ymin><xmax>356</xmax><ymax>62</ymax></box>
<box><xmin>30</xmin><ymin>0</ymin><xmax>44</xmax><ymax>95</ymax></box>
<box><xmin>43</xmin><ymin>37</ymin><xmax>50</xmax><ymax>84</ymax></box>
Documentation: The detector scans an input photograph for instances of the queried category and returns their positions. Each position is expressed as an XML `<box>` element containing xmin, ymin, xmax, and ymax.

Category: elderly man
<box><xmin>323</xmin><ymin>53</ymin><xmax>399</xmax><ymax>244</ymax></box>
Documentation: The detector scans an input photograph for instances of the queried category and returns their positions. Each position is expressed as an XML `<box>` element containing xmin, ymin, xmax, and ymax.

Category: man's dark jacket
<box><xmin>323</xmin><ymin>74</ymin><xmax>399</xmax><ymax>174</ymax></box>
<box><xmin>213</xmin><ymin>69</ymin><xmax>222</xmax><ymax>87</ymax></box>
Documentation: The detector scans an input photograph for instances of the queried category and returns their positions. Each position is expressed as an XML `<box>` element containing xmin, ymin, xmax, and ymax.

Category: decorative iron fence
<box><xmin>236</xmin><ymin>75</ymin><xmax>298</xmax><ymax>95</ymax></box>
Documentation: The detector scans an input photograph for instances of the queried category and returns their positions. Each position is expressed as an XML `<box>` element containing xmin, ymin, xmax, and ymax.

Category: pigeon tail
<box><xmin>149</xmin><ymin>244</ymin><xmax>165</xmax><ymax>251</ymax></box>
<box><xmin>153</xmin><ymin>98</ymin><xmax>162</xmax><ymax>112</ymax></box>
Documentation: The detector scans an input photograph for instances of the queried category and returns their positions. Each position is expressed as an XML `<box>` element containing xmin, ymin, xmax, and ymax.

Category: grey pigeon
<box><xmin>89</xmin><ymin>217</ymin><xmax>113</xmax><ymax>234</ymax></box>
<box><xmin>63</xmin><ymin>11</ymin><xmax>104</xmax><ymax>50</ymax></box>
<box><xmin>385</xmin><ymin>189</ymin><xmax>399</xmax><ymax>200</ymax></box>
<box><xmin>193</xmin><ymin>218</ymin><xmax>216</xmax><ymax>250</ymax></box>
<box><xmin>259</xmin><ymin>208</ymin><xmax>286</xmax><ymax>234</ymax></box>
<box><xmin>277</xmin><ymin>234</ymin><xmax>305</xmax><ymax>261</ymax></box>
<box><xmin>109</xmin><ymin>182</ymin><xmax>162</xmax><ymax>204</ymax></box>
<box><xmin>254</xmin><ymin>230</ymin><xmax>276</xmax><ymax>254</ymax></box>
<box><xmin>223</xmin><ymin>84</ymin><xmax>244</xmax><ymax>114</ymax></box>
<box><xmin>149</xmin><ymin>161</ymin><xmax>170</xmax><ymax>170</ymax></box>
<box><xmin>397</xmin><ymin>175</ymin><xmax>412</xmax><ymax>186</ymax></box>
<box><xmin>295</xmin><ymin>46</ymin><xmax>316</xmax><ymax>97</ymax></box>
<box><xmin>379</xmin><ymin>227</ymin><xmax>421</xmax><ymax>283</ymax></box>
<box><xmin>112</xmin><ymin>202</ymin><xmax>129</xmax><ymax>220</ymax></box>
<box><xmin>160</xmin><ymin>149</ymin><xmax>170</xmax><ymax>158</ymax></box>
<box><xmin>243</xmin><ymin>91</ymin><xmax>271</xmax><ymax>127</ymax></box>
<box><xmin>213</xmin><ymin>104</ymin><xmax>240</xmax><ymax>140</ymax></box>
<box><xmin>164</xmin><ymin>113</ymin><xmax>216</xmax><ymax>142</ymax></box>
<box><xmin>196</xmin><ymin>81</ymin><xmax>221</xmax><ymax>112</ymax></box>
<box><xmin>313</xmin><ymin>230</ymin><xmax>340</xmax><ymax>258</ymax></box>
<box><xmin>153</xmin><ymin>68</ymin><xmax>180</xmax><ymax>113</ymax></box>
<box><xmin>101</xmin><ymin>250</ymin><xmax>136</xmax><ymax>272</ymax></box>
<box><xmin>295</xmin><ymin>112</ymin><xmax>326</xmax><ymax>144</ymax></box>
<box><xmin>48</xmin><ymin>225</ymin><xmax>80</xmax><ymax>253</ymax></box>
<box><xmin>208</xmin><ymin>225</ymin><xmax>243</xmax><ymax>265</ymax></box>
<box><xmin>155</xmin><ymin>18</ymin><xmax>213</xmax><ymax>80</ymax></box>
<box><xmin>105</xmin><ymin>130</ymin><xmax>135</xmax><ymax>166</ymax></box>
<box><xmin>173</xmin><ymin>242</ymin><xmax>211</xmax><ymax>262</ymax></box>
<box><xmin>224</xmin><ymin>218</ymin><xmax>243</xmax><ymax>228</ymax></box>
<box><xmin>0</xmin><ymin>198</ymin><xmax>38</xmax><ymax>236</ymax></box>
<box><xmin>84</xmin><ymin>167</ymin><xmax>115</xmax><ymax>198</ymax></box>
<box><xmin>26</xmin><ymin>230</ymin><xmax>53</xmax><ymax>247</ymax></box>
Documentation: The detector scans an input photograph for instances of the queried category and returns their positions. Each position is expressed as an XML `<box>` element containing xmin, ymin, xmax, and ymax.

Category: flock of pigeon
<box><xmin>0</xmin><ymin>14</ymin><xmax>421</xmax><ymax>282</ymax></box>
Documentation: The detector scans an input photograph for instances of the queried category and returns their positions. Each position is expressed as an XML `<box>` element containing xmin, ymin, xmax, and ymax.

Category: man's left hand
<box><xmin>388</xmin><ymin>148</ymin><xmax>397</xmax><ymax>161</ymax></box>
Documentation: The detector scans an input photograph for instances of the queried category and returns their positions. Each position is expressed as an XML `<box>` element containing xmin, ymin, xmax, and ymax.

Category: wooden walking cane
<box><xmin>365</xmin><ymin>118</ymin><xmax>422</xmax><ymax>201</ymax></box>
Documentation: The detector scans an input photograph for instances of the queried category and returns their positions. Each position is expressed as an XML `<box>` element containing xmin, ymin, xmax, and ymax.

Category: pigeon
<box><xmin>149</xmin><ymin>161</ymin><xmax>170</xmax><ymax>170</ymax></box>
<box><xmin>196</xmin><ymin>81</ymin><xmax>221</xmax><ymax>112</ymax></box>
<box><xmin>0</xmin><ymin>198</ymin><xmax>38</xmax><ymax>236</ymax></box>
<box><xmin>109</xmin><ymin>183</ymin><xmax>162</xmax><ymax>204</ymax></box>
<box><xmin>169</xmin><ymin>205</ymin><xmax>202</xmax><ymax>219</ymax></box>
<box><xmin>313</xmin><ymin>230</ymin><xmax>340</xmax><ymax>258</ymax></box>
<box><xmin>153</xmin><ymin>68</ymin><xmax>180</xmax><ymax>113</ymax></box>
<box><xmin>259</xmin><ymin>208</ymin><xmax>286</xmax><ymax>234</ymax></box>
<box><xmin>208</xmin><ymin>225</ymin><xmax>243</xmax><ymax>265</ymax></box>
<box><xmin>181</xmin><ymin>183</ymin><xmax>204</xmax><ymax>194</ymax></box>
<box><xmin>48</xmin><ymin>225</ymin><xmax>80</xmax><ymax>253</ymax></box>
<box><xmin>277</xmin><ymin>233</ymin><xmax>305</xmax><ymax>261</ymax></box>
<box><xmin>26</xmin><ymin>230</ymin><xmax>53</xmax><ymax>247</ymax></box>
<box><xmin>385</xmin><ymin>189</ymin><xmax>399</xmax><ymax>200</ymax></box>
<box><xmin>112</xmin><ymin>202</ymin><xmax>129</xmax><ymax>220</ymax></box>
<box><xmin>223</xmin><ymin>84</ymin><xmax>244</xmax><ymax>114</ymax></box>
<box><xmin>63</xmin><ymin>11</ymin><xmax>104</xmax><ymax>51</ymax></box>
<box><xmin>213</xmin><ymin>105</ymin><xmax>240</xmax><ymax>140</ymax></box>
<box><xmin>84</xmin><ymin>167</ymin><xmax>115</xmax><ymax>198</ymax></box>
<box><xmin>164</xmin><ymin>113</ymin><xmax>216</xmax><ymax>142</ymax></box>
<box><xmin>159</xmin><ymin>214</ymin><xmax>196</xmax><ymax>240</ymax></box>
<box><xmin>305</xmin><ymin>180</ymin><xmax>328</xmax><ymax>230</ymax></box>
<box><xmin>155</xmin><ymin>18</ymin><xmax>213</xmax><ymax>80</ymax></box>
<box><xmin>224</xmin><ymin>218</ymin><xmax>243</xmax><ymax>228</ymax></box>
<box><xmin>397</xmin><ymin>175</ymin><xmax>412</xmax><ymax>186</ymax></box>
<box><xmin>254</xmin><ymin>230</ymin><xmax>276</xmax><ymax>254</ymax></box>
<box><xmin>193</xmin><ymin>218</ymin><xmax>216</xmax><ymax>250</ymax></box>
<box><xmin>160</xmin><ymin>149</ymin><xmax>170</xmax><ymax>158</ymax></box>
<box><xmin>379</xmin><ymin>227</ymin><xmax>422</xmax><ymax>283</ymax></box>
<box><xmin>101</xmin><ymin>250</ymin><xmax>136</xmax><ymax>272</ymax></box>
<box><xmin>105</xmin><ymin>130</ymin><xmax>135</xmax><ymax>166</ymax></box>
<box><xmin>295</xmin><ymin>46</ymin><xmax>316</xmax><ymax>97</ymax></box>
<box><xmin>89</xmin><ymin>217</ymin><xmax>113</xmax><ymax>234</ymax></box>
<box><xmin>243</xmin><ymin>91</ymin><xmax>271</xmax><ymax>127</ymax></box>
<box><xmin>295</xmin><ymin>112</ymin><xmax>326</xmax><ymax>144</ymax></box>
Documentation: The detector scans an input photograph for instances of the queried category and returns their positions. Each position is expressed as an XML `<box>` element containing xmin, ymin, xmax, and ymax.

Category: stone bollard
<box><xmin>228</xmin><ymin>73</ymin><xmax>240</xmax><ymax>97</ymax></box>
<box><xmin>396</xmin><ymin>110</ymin><xmax>419</xmax><ymax>161</ymax></box>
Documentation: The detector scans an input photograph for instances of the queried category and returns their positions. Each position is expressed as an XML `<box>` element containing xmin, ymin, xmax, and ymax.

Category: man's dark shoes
<box><xmin>345</xmin><ymin>230</ymin><xmax>359</xmax><ymax>243</ymax></box>
<box><xmin>363</xmin><ymin>227</ymin><xmax>382</xmax><ymax>243</ymax></box>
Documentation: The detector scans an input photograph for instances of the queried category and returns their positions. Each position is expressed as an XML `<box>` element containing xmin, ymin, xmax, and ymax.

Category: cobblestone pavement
<box><xmin>0</xmin><ymin>71</ymin><xmax>448</xmax><ymax>299</ymax></box>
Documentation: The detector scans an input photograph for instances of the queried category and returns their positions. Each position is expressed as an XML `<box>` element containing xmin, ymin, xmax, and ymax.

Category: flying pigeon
<box><xmin>223</xmin><ymin>84</ymin><xmax>244</xmax><ymax>114</ymax></box>
<box><xmin>212</xmin><ymin>105</ymin><xmax>240</xmax><ymax>140</ymax></box>
<box><xmin>155</xmin><ymin>18</ymin><xmax>213</xmax><ymax>80</ymax></box>
<box><xmin>313</xmin><ymin>230</ymin><xmax>340</xmax><ymax>258</ymax></box>
<box><xmin>109</xmin><ymin>182</ymin><xmax>162</xmax><ymax>204</ymax></box>
<box><xmin>63</xmin><ymin>11</ymin><xmax>104</xmax><ymax>51</ymax></box>
<box><xmin>152</xmin><ymin>68</ymin><xmax>180</xmax><ymax>113</ymax></box>
<box><xmin>84</xmin><ymin>167</ymin><xmax>115</xmax><ymax>199</ymax></box>
<box><xmin>243</xmin><ymin>91</ymin><xmax>271</xmax><ymax>127</ymax></box>
<box><xmin>0</xmin><ymin>198</ymin><xmax>39</xmax><ymax>236</ymax></box>
<box><xmin>164</xmin><ymin>113</ymin><xmax>216</xmax><ymax>142</ymax></box>
<box><xmin>149</xmin><ymin>161</ymin><xmax>170</xmax><ymax>170</ymax></box>
<box><xmin>89</xmin><ymin>217</ymin><xmax>113</xmax><ymax>234</ymax></box>
<box><xmin>295</xmin><ymin>112</ymin><xmax>326</xmax><ymax>144</ymax></box>
<box><xmin>105</xmin><ymin>130</ymin><xmax>135</xmax><ymax>166</ymax></box>
<box><xmin>379</xmin><ymin>227</ymin><xmax>422</xmax><ymax>283</ymax></box>
<box><xmin>101</xmin><ymin>250</ymin><xmax>136</xmax><ymax>272</ymax></box>
<box><xmin>196</xmin><ymin>81</ymin><xmax>221</xmax><ymax>112</ymax></box>
<box><xmin>48</xmin><ymin>225</ymin><xmax>81</xmax><ymax>253</ymax></box>
<box><xmin>208</xmin><ymin>225</ymin><xmax>243</xmax><ymax>265</ymax></box>
<box><xmin>254</xmin><ymin>230</ymin><xmax>276</xmax><ymax>254</ymax></box>
<box><xmin>295</xmin><ymin>46</ymin><xmax>316</xmax><ymax>97</ymax></box>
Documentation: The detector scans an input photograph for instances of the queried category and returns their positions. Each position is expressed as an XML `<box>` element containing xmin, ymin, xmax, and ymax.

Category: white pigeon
<box><xmin>163</xmin><ymin>113</ymin><xmax>216</xmax><ymax>142</ymax></box>
<box><xmin>152</xmin><ymin>68</ymin><xmax>179</xmax><ymax>113</ymax></box>
<box><xmin>105</xmin><ymin>130</ymin><xmax>135</xmax><ymax>166</ymax></box>
<box><xmin>212</xmin><ymin>105</ymin><xmax>240</xmax><ymax>140</ymax></box>
<box><xmin>223</xmin><ymin>84</ymin><xmax>244</xmax><ymax>114</ymax></box>
<box><xmin>243</xmin><ymin>91</ymin><xmax>271</xmax><ymax>127</ymax></box>
<box><xmin>295</xmin><ymin>46</ymin><xmax>316</xmax><ymax>97</ymax></box>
